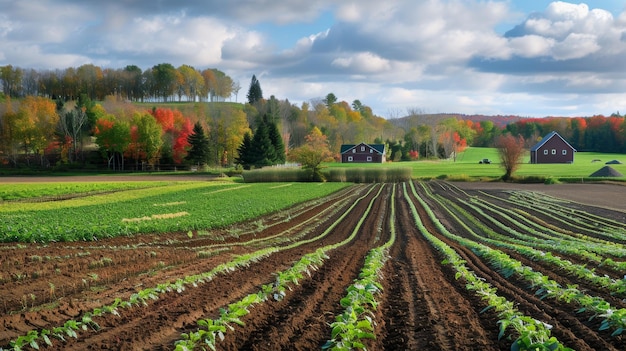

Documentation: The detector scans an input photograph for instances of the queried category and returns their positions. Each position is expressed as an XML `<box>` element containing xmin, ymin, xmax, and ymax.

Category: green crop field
<box><xmin>327</xmin><ymin>147</ymin><xmax>626</xmax><ymax>181</ymax></box>
<box><xmin>0</xmin><ymin>181</ymin><xmax>350</xmax><ymax>243</ymax></box>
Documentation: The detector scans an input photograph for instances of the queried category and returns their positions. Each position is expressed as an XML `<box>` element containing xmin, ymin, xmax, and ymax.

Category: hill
<box><xmin>388</xmin><ymin>113</ymin><xmax>524</xmax><ymax>129</ymax></box>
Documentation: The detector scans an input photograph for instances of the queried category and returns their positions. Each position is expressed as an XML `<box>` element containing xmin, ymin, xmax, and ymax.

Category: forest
<box><xmin>1</xmin><ymin>63</ymin><xmax>625</xmax><ymax>170</ymax></box>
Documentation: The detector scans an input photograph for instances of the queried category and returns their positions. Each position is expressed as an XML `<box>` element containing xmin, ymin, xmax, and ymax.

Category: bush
<box><xmin>325</xmin><ymin>167</ymin><xmax>412</xmax><ymax>183</ymax></box>
<box><xmin>242</xmin><ymin>167</ymin><xmax>413</xmax><ymax>183</ymax></box>
<box><xmin>242</xmin><ymin>168</ymin><xmax>309</xmax><ymax>182</ymax></box>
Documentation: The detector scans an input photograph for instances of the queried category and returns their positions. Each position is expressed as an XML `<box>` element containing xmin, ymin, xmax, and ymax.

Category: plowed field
<box><xmin>1</xmin><ymin>180</ymin><xmax>626</xmax><ymax>351</ymax></box>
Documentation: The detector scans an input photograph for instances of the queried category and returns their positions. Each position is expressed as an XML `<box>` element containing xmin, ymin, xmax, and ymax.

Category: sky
<box><xmin>1</xmin><ymin>0</ymin><xmax>626</xmax><ymax>118</ymax></box>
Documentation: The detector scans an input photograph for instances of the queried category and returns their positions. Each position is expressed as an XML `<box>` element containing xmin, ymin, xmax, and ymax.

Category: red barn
<box><xmin>530</xmin><ymin>131</ymin><xmax>576</xmax><ymax>164</ymax></box>
<box><xmin>340</xmin><ymin>143</ymin><xmax>386</xmax><ymax>163</ymax></box>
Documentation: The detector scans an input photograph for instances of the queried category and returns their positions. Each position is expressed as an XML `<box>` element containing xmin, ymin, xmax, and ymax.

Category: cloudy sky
<box><xmin>1</xmin><ymin>1</ymin><xmax>626</xmax><ymax>118</ymax></box>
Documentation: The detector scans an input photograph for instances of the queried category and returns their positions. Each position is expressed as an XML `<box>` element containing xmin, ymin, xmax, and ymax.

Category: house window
<box><xmin>562</xmin><ymin>150</ymin><xmax>567</xmax><ymax>155</ymax></box>
<box><xmin>361</xmin><ymin>146</ymin><xmax>365</xmax><ymax>151</ymax></box>
<box><xmin>352</xmin><ymin>149</ymin><xmax>356</xmax><ymax>153</ymax></box>
<box><xmin>370</xmin><ymin>149</ymin><xmax>373</xmax><ymax>153</ymax></box>
<box><xmin>367</xmin><ymin>156</ymin><xmax>372</xmax><ymax>162</ymax></box>
<box><xmin>551</xmin><ymin>149</ymin><xmax>556</xmax><ymax>155</ymax></box>
<box><xmin>348</xmin><ymin>156</ymin><xmax>353</xmax><ymax>162</ymax></box>
<box><xmin>543</xmin><ymin>150</ymin><xmax>548</xmax><ymax>155</ymax></box>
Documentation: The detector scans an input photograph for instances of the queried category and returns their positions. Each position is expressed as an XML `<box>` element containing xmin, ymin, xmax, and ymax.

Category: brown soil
<box><xmin>1</xmin><ymin>180</ymin><xmax>626</xmax><ymax>350</ymax></box>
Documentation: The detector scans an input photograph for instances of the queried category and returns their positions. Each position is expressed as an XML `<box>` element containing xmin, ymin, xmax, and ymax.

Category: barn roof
<box><xmin>340</xmin><ymin>143</ymin><xmax>385</xmax><ymax>154</ymax></box>
<box><xmin>530</xmin><ymin>131</ymin><xmax>577</xmax><ymax>152</ymax></box>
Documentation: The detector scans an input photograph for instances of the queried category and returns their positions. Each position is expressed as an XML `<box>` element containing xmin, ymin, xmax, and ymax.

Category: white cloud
<box><xmin>1</xmin><ymin>0</ymin><xmax>626</xmax><ymax>117</ymax></box>
<box><xmin>331</xmin><ymin>52</ymin><xmax>391</xmax><ymax>73</ymax></box>
<box><xmin>509</xmin><ymin>35</ymin><xmax>555</xmax><ymax>57</ymax></box>
<box><xmin>552</xmin><ymin>32</ymin><xmax>600</xmax><ymax>59</ymax></box>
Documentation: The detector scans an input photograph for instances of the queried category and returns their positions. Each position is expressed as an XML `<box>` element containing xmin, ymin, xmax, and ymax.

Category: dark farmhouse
<box><xmin>340</xmin><ymin>142</ymin><xmax>386</xmax><ymax>163</ymax></box>
<box><xmin>530</xmin><ymin>131</ymin><xmax>576</xmax><ymax>164</ymax></box>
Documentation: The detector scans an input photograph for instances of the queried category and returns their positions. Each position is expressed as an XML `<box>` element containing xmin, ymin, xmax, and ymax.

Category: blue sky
<box><xmin>1</xmin><ymin>1</ymin><xmax>626</xmax><ymax>118</ymax></box>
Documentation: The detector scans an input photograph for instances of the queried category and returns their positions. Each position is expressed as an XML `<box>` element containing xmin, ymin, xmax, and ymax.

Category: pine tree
<box><xmin>250</xmin><ymin>121</ymin><xmax>275</xmax><ymax>168</ymax></box>
<box><xmin>265</xmin><ymin>115</ymin><xmax>285</xmax><ymax>164</ymax></box>
<box><xmin>235</xmin><ymin>132</ymin><xmax>254</xmax><ymax>170</ymax></box>
<box><xmin>246</xmin><ymin>74</ymin><xmax>263</xmax><ymax>105</ymax></box>
<box><xmin>185</xmin><ymin>122</ymin><xmax>209</xmax><ymax>166</ymax></box>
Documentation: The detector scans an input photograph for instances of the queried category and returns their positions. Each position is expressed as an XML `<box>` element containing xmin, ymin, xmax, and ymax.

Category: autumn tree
<box><xmin>151</xmin><ymin>63</ymin><xmax>177</xmax><ymax>102</ymax></box>
<box><xmin>13</xmin><ymin>97</ymin><xmax>59</xmax><ymax>166</ymax></box>
<box><xmin>185</xmin><ymin>122</ymin><xmax>210</xmax><ymax>166</ymax></box>
<box><xmin>247</xmin><ymin>74</ymin><xmax>263</xmax><ymax>105</ymax></box>
<box><xmin>151</xmin><ymin>107</ymin><xmax>192</xmax><ymax>164</ymax></box>
<box><xmin>495</xmin><ymin>134</ymin><xmax>526</xmax><ymax>181</ymax></box>
<box><xmin>58</xmin><ymin>102</ymin><xmax>88</xmax><ymax>162</ymax></box>
<box><xmin>176</xmin><ymin>65</ymin><xmax>204</xmax><ymax>102</ymax></box>
<box><xmin>288</xmin><ymin>127</ymin><xmax>334</xmax><ymax>181</ymax></box>
<box><xmin>126</xmin><ymin>112</ymin><xmax>163</xmax><ymax>169</ymax></box>
<box><xmin>94</xmin><ymin>115</ymin><xmax>130</xmax><ymax>170</ymax></box>
<box><xmin>1</xmin><ymin>65</ymin><xmax>23</xmax><ymax>98</ymax></box>
<box><xmin>0</xmin><ymin>96</ymin><xmax>19</xmax><ymax>165</ymax></box>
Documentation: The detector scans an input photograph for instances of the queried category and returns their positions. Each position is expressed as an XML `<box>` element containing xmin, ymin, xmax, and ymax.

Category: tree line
<box><xmin>0</xmin><ymin>63</ymin><xmax>239</xmax><ymax>103</ymax></box>
<box><xmin>1</xmin><ymin>69</ymin><xmax>626</xmax><ymax>171</ymax></box>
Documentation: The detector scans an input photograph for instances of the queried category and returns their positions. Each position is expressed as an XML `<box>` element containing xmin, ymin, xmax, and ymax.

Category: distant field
<box><xmin>328</xmin><ymin>147</ymin><xmax>626</xmax><ymax>180</ymax></box>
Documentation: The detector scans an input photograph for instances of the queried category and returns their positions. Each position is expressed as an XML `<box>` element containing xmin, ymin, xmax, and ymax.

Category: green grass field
<box><xmin>328</xmin><ymin>147</ymin><xmax>626</xmax><ymax>181</ymax></box>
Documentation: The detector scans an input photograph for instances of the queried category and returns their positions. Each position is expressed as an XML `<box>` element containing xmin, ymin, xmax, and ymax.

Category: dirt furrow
<box><xmin>377</xmin><ymin>184</ymin><xmax>501</xmax><ymax>351</ymax></box>
<box><xmin>414</xmin><ymin>181</ymin><xmax>622</xmax><ymax>351</ymax></box>
<box><xmin>215</xmin><ymin>184</ymin><xmax>392</xmax><ymax>350</ymax></box>
<box><xmin>0</xmin><ymin>185</ymin><xmax>374</xmax><ymax>349</ymax></box>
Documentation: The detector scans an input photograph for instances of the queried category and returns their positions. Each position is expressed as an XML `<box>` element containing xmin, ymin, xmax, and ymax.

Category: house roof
<box><xmin>530</xmin><ymin>131</ymin><xmax>577</xmax><ymax>152</ymax></box>
<box><xmin>340</xmin><ymin>142</ymin><xmax>385</xmax><ymax>154</ymax></box>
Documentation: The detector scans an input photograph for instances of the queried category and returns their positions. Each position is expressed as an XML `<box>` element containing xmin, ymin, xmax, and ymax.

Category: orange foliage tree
<box><xmin>287</xmin><ymin>127</ymin><xmax>334</xmax><ymax>181</ymax></box>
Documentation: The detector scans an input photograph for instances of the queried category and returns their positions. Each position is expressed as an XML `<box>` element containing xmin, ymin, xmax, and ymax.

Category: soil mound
<box><xmin>590</xmin><ymin>166</ymin><xmax>623</xmax><ymax>177</ymax></box>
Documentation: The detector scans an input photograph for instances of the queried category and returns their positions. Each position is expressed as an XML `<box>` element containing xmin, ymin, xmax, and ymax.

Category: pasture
<box><xmin>329</xmin><ymin>147</ymin><xmax>626</xmax><ymax>181</ymax></box>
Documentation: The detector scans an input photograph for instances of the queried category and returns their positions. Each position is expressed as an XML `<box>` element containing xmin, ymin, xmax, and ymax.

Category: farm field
<box><xmin>327</xmin><ymin>148</ymin><xmax>626</xmax><ymax>181</ymax></box>
<box><xmin>1</xmin><ymin>179</ymin><xmax>626</xmax><ymax>350</ymax></box>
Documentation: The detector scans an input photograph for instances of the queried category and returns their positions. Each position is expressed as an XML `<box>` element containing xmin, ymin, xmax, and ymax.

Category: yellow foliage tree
<box><xmin>287</xmin><ymin>127</ymin><xmax>334</xmax><ymax>181</ymax></box>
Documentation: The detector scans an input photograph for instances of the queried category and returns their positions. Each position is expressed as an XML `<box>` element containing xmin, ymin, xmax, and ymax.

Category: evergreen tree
<box><xmin>250</xmin><ymin>120</ymin><xmax>275</xmax><ymax>168</ymax></box>
<box><xmin>265</xmin><ymin>115</ymin><xmax>285</xmax><ymax>164</ymax></box>
<box><xmin>185</xmin><ymin>122</ymin><xmax>209</xmax><ymax>166</ymax></box>
<box><xmin>246</xmin><ymin>74</ymin><xmax>263</xmax><ymax>105</ymax></box>
<box><xmin>235</xmin><ymin>132</ymin><xmax>254</xmax><ymax>170</ymax></box>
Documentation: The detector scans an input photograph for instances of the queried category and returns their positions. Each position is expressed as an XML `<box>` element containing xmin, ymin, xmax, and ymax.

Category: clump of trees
<box><xmin>236</xmin><ymin>114</ymin><xmax>285</xmax><ymax>169</ymax></box>
<box><xmin>0</xmin><ymin>63</ymin><xmax>237</xmax><ymax>103</ymax></box>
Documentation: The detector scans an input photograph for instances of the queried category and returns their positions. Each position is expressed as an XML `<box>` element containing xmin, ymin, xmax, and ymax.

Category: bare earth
<box><xmin>452</xmin><ymin>181</ymin><xmax>626</xmax><ymax>212</ymax></box>
<box><xmin>1</xmin><ymin>178</ymin><xmax>625</xmax><ymax>350</ymax></box>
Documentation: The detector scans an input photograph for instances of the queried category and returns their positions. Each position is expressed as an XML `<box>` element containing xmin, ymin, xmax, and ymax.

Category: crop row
<box><xmin>432</xmin><ymin>192</ymin><xmax>626</xmax><ymax>298</ymax></box>
<box><xmin>435</xmin><ymin>182</ymin><xmax>626</xmax><ymax>274</ymax></box>
<box><xmin>173</xmin><ymin>184</ymin><xmax>387</xmax><ymax>350</ymax></box>
<box><xmin>417</xmin><ymin>181</ymin><xmax>626</xmax><ymax>342</ymax></box>
<box><xmin>406</xmin><ymin>182</ymin><xmax>572</xmax><ymax>351</ymax></box>
<box><xmin>2</xmin><ymin>184</ymin><xmax>380</xmax><ymax>351</ymax></box>
<box><xmin>486</xmin><ymin>189</ymin><xmax>626</xmax><ymax>241</ymax></box>
<box><xmin>323</xmin><ymin>184</ymin><xmax>397</xmax><ymax>350</ymax></box>
<box><xmin>0</xmin><ymin>182</ymin><xmax>350</xmax><ymax>242</ymax></box>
